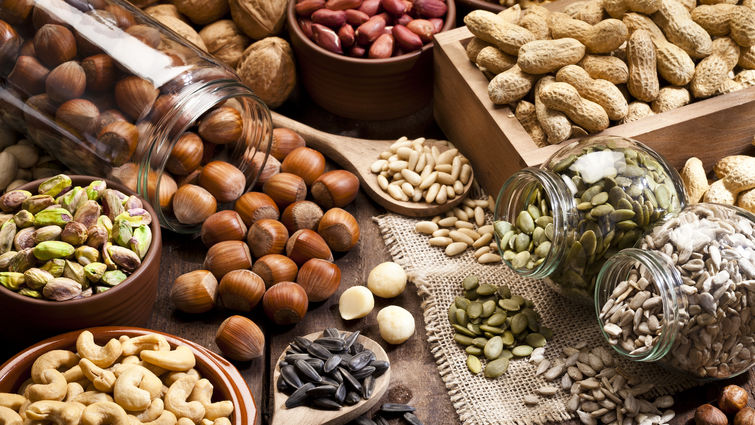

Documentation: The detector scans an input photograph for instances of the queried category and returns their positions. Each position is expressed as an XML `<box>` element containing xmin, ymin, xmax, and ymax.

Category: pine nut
<box><xmin>419</xmin><ymin>172</ymin><xmax>437</xmax><ymax>190</ymax></box>
<box><xmin>425</xmin><ymin>183</ymin><xmax>440</xmax><ymax>203</ymax></box>
<box><xmin>436</xmin><ymin>186</ymin><xmax>448</xmax><ymax>204</ymax></box>
<box><xmin>473</xmin><ymin>232</ymin><xmax>493</xmax><ymax>248</ymax></box>
<box><xmin>475</xmin><ymin>207</ymin><xmax>486</xmax><ymax>226</ymax></box>
<box><xmin>458</xmin><ymin>228</ymin><xmax>481</xmax><ymax>240</ymax></box>
<box><xmin>455</xmin><ymin>220</ymin><xmax>475</xmax><ymax>229</ymax></box>
<box><xmin>435</xmin><ymin>164</ymin><xmax>453</xmax><ymax>174</ymax></box>
<box><xmin>460</xmin><ymin>164</ymin><xmax>472</xmax><ymax>184</ymax></box>
<box><xmin>370</xmin><ymin>159</ymin><xmax>387</xmax><ymax>173</ymax></box>
<box><xmin>415</xmin><ymin>221</ymin><xmax>438</xmax><ymax>234</ymax></box>
<box><xmin>437</xmin><ymin>217</ymin><xmax>457</xmax><ymax>227</ymax></box>
<box><xmin>449</xmin><ymin>230</ymin><xmax>475</xmax><ymax>245</ymax></box>
<box><xmin>432</xmin><ymin>229</ymin><xmax>450</xmax><ymax>237</ymax></box>
<box><xmin>377</xmin><ymin>175</ymin><xmax>389</xmax><ymax>190</ymax></box>
<box><xmin>445</xmin><ymin>242</ymin><xmax>468</xmax><ymax>256</ymax></box>
<box><xmin>401</xmin><ymin>169</ymin><xmax>421</xmax><ymax>186</ymax></box>
<box><xmin>429</xmin><ymin>237</ymin><xmax>453</xmax><ymax>247</ymax></box>
<box><xmin>474</xmin><ymin>246</ymin><xmax>491</xmax><ymax>258</ymax></box>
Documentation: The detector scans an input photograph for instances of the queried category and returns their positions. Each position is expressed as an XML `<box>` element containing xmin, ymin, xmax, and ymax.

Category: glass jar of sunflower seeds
<box><xmin>493</xmin><ymin>136</ymin><xmax>685</xmax><ymax>304</ymax></box>
<box><xmin>595</xmin><ymin>203</ymin><xmax>755</xmax><ymax>380</ymax></box>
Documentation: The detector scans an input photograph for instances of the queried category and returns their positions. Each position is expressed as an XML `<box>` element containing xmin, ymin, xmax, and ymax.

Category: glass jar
<box><xmin>0</xmin><ymin>0</ymin><xmax>272</xmax><ymax>232</ymax></box>
<box><xmin>493</xmin><ymin>135</ymin><xmax>686</xmax><ymax>303</ymax></box>
<box><xmin>595</xmin><ymin>203</ymin><xmax>755</xmax><ymax>380</ymax></box>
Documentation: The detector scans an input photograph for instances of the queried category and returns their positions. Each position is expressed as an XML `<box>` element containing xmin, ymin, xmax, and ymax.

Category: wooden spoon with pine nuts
<box><xmin>272</xmin><ymin>112</ymin><xmax>474</xmax><ymax>217</ymax></box>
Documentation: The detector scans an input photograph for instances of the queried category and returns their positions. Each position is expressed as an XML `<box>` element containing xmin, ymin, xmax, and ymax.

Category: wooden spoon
<box><xmin>270</xmin><ymin>332</ymin><xmax>391</xmax><ymax>425</ymax></box>
<box><xmin>271</xmin><ymin>112</ymin><xmax>474</xmax><ymax>217</ymax></box>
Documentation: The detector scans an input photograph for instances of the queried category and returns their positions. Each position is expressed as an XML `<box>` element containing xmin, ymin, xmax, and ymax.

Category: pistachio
<box><xmin>58</xmin><ymin>187</ymin><xmax>87</xmax><ymax>214</ymax></box>
<box><xmin>101</xmin><ymin>270</ymin><xmax>127</xmax><ymax>286</ymax></box>
<box><xmin>41</xmin><ymin>258</ymin><xmax>65</xmax><ymax>277</ymax></box>
<box><xmin>33</xmin><ymin>240</ymin><xmax>75</xmax><ymax>261</ymax></box>
<box><xmin>73</xmin><ymin>200</ymin><xmax>102</xmax><ymax>229</ymax></box>
<box><xmin>84</xmin><ymin>262</ymin><xmax>107</xmax><ymax>282</ymax></box>
<box><xmin>97</xmin><ymin>215</ymin><xmax>113</xmax><ymax>235</ymax></box>
<box><xmin>64</xmin><ymin>260</ymin><xmax>86</xmax><ymax>286</ymax></box>
<box><xmin>42</xmin><ymin>277</ymin><xmax>82</xmax><ymax>300</ymax></box>
<box><xmin>34</xmin><ymin>208</ymin><xmax>73</xmax><ymax>226</ymax></box>
<box><xmin>0</xmin><ymin>190</ymin><xmax>31</xmax><ymax>212</ymax></box>
<box><xmin>86</xmin><ymin>225</ymin><xmax>109</xmax><ymax>249</ymax></box>
<box><xmin>0</xmin><ymin>251</ymin><xmax>17</xmax><ymax>270</ymax></box>
<box><xmin>22</xmin><ymin>195</ymin><xmax>55</xmax><ymax>214</ymax></box>
<box><xmin>75</xmin><ymin>246</ymin><xmax>100</xmax><ymax>265</ymax></box>
<box><xmin>124</xmin><ymin>208</ymin><xmax>152</xmax><ymax>226</ymax></box>
<box><xmin>61</xmin><ymin>222</ymin><xmax>88</xmax><ymax>246</ymax></box>
<box><xmin>0</xmin><ymin>271</ymin><xmax>25</xmax><ymax>290</ymax></box>
<box><xmin>24</xmin><ymin>267</ymin><xmax>53</xmax><ymax>290</ymax></box>
<box><xmin>129</xmin><ymin>225</ymin><xmax>151</xmax><ymax>259</ymax></box>
<box><xmin>107</xmin><ymin>245</ymin><xmax>140</xmax><ymax>272</ymax></box>
<box><xmin>33</xmin><ymin>225</ymin><xmax>62</xmax><ymax>243</ymax></box>
<box><xmin>86</xmin><ymin>180</ymin><xmax>106</xmax><ymax>200</ymax></box>
<box><xmin>38</xmin><ymin>174</ymin><xmax>72</xmax><ymax>197</ymax></box>
<box><xmin>19</xmin><ymin>288</ymin><xmax>42</xmax><ymax>298</ymax></box>
<box><xmin>8</xmin><ymin>248</ymin><xmax>35</xmax><ymax>272</ymax></box>
<box><xmin>0</xmin><ymin>219</ymin><xmax>17</xmax><ymax>254</ymax></box>
<box><xmin>113</xmin><ymin>217</ymin><xmax>132</xmax><ymax>247</ymax></box>
<box><xmin>102</xmin><ymin>242</ymin><xmax>116</xmax><ymax>270</ymax></box>
<box><xmin>102</xmin><ymin>189</ymin><xmax>124</xmax><ymax>221</ymax></box>
<box><xmin>12</xmin><ymin>210</ymin><xmax>34</xmax><ymax>228</ymax></box>
<box><xmin>124</xmin><ymin>195</ymin><xmax>142</xmax><ymax>210</ymax></box>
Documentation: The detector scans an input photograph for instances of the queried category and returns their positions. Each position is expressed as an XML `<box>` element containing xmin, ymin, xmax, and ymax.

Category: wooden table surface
<box><xmin>1</xmin><ymin>98</ymin><xmax>753</xmax><ymax>425</ymax></box>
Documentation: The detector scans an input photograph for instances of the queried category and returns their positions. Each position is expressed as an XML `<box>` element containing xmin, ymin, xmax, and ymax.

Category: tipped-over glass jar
<box><xmin>595</xmin><ymin>203</ymin><xmax>755</xmax><ymax>380</ymax></box>
<box><xmin>493</xmin><ymin>136</ymin><xmax>686</xmax><ymax>303</ymax></box>
<box><xmin>0</xmin><ymin>0</ymin><xmax>272</xmax><ymax>232</ymax></box>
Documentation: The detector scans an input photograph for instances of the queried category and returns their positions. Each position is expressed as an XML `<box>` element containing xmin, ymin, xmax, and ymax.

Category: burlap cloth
<box><xmin>373</xmin><ymin>211</ymin><xmax>702</xmax><ymax>425</ymax></box>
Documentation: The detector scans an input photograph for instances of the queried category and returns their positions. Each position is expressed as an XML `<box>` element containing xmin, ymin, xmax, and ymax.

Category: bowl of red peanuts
<box><xmin>288</xmin><ymin>0</ymin><xmax>456</xmax><ymax>120</ymax></box>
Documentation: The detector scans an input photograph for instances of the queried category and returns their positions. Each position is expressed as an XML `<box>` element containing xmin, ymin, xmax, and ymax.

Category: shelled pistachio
<box><xmin>0</xmin><ymin>174</ymin><xmax>153</xmax><ymax>300</ymax></box>
<box><xmin>448</xmin><ymin>275</ymin><xmax>552</xmax><ymax>378</ymax></box>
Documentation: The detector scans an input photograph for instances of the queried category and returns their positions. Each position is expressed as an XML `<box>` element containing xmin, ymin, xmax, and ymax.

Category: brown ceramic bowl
<box><xmin>287</xmin><ymin>0</ymin><xmax>456</xmax><ymax>120</ymax></box>
<box><xmin>455</xmin><ymin>0</ymin><xmax>504</xmax><ymax>13</ymax></box>
<box><xmin>0</xmin><ymin>327</ymin><xmax>256</xmax><ymax>424</ymax></box>
<box><xmin>0</xmin><ymin>176</ymin><xmax>162</xmax><ymax>344</ymax></box>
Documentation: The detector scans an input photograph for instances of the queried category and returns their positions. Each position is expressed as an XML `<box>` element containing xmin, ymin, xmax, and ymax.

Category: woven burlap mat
<box><xmin>374</xmin><ymin>212</ymin><xmax>701</xmax><ymax>425</ymax></box>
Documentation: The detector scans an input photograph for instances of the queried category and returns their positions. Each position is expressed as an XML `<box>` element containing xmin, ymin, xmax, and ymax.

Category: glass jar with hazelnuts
<box><xmin>0</xmin><ymin>0</ymin><xmax>273</xmax><ymax>232</ymax></box>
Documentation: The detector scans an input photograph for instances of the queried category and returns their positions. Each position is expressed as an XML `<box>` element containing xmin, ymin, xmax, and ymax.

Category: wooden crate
<box><xmin>433</xmin><ymin>25</ymin><xmax>755</xmax><ymax>196</ymax></box>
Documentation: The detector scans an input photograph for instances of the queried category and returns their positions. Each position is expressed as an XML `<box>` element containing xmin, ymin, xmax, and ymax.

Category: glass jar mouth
<box><xmin>594</xmin><ymin>248</ymin><xmax>682</xmax><ymax>362</ymax></box>
<box><xmin>494</xmin><ymin>168</ymin><xmax>573</xmax><ymax>279</ymax></box>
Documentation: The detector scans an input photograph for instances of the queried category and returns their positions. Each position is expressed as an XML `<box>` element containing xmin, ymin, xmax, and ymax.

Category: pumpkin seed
<box><xmin>486</xmin><ymin>313</ymin><xmax>506</xmax><ymax>327</ymax></box>
<box><xmin>466</xmin><ymin>355</ymin><xmax>482</xmax><ymax>374</ymax></box>
<box><xmin>462</xmin><ymin>275</ymin><xmax>479</xmax><ymax>290</ymax></box>
<box><xmin>484</xmin><ymin>336</ymin><xmax>503</xmax><ymax>360</ymax></box>
<box><xmin>484</xmin><ymin>357</ymin><xmax>509</xmax><ymax>378</ymax></box>
<box><xmin>467</xmin><ymin>301</ymin><xmax>482</xmax><ymax>319</ymax></box>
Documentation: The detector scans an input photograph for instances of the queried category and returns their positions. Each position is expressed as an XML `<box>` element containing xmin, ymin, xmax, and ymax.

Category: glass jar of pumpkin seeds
<box><xmin>493</xmin><ymin>136</ymin><xmax>686</xmax><ymax>304</ymax></box>
<box><xmin>594</xmin><ymin>203</ymin><xmax>755</xmax><ymax>380</ymax></box>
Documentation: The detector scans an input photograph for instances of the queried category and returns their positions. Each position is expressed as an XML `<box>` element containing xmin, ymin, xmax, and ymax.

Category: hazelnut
<box><xmin>280</xmin><ymin>147</ymin><xmax>325</xmax><ymax>186</ymax></box>
<box><xmin>201</xmin><ymin>210</ymin><xmax>247</xmax><ymax>247</ymax></box>
<box><xmin>252</xmin><ymin>254</ymin><xmax>298</xmax><ymax>288</ymax></box>
<box><xmin>173</xmin><ymin>184</ymin><xmax>217</xmax><ymax>225</ymax></box>
<box><xmin>311</xmin><ymin>170</ymin><xmax>360</xmax><ymax>209</ymax></box>
<box><xmin>174</xmin><ymin>0</ymin><xmax>228</xmax><ymax>25</ymax></box>
<box><xmin>125</xmin><ymin>24</ymin><xmax>162</xmax><ymax>49</ymax></box>
<box><xmin>265</xmin><ymin>128</ymin><xmax>305</xmax><ymax>161</ymax></box>
<box><xmin>147</xmin><ymin>171</ymin><xmax>178</xmax><ymax>209</ymax></box>
<box><xmin>720</xmin><ymin>385</ymin><xmax>749</xmax><ymax>415</ymax></box>
<box><xmin>96</xmin><ymin>109</ymin><xmax>127</xmax><ymax>133</ymax></box>
<box><xmin>203</xmin><ymin>240</ymin><xmax>252</xmax><ymax>279</ymax></box>
<box><xmin>234</xmin><ymin>192</ymin><xmax>279</xmax><ymax>226</ymax></box>
<box><xmin>0</xmin><ymin>20</ymin><xmax>21</xmax><ymax>73</ymax></box>
<box><xmin>281</xmin><ymin>200</ymin><xmax>323</xmax><ymax>233</ymax></box>
<box><xmin>296</xmin><ymin>258</ymin><xmax>340</xmax><ymax>302</ymax></box>
<box><xmin>217</xmin><ymin>269</ymin><xmax>265</xmax><ymax>312</ymax></box>
<box><xmin>317</xmin><ymin>207</ymin><xmax>360</xmax><ymax>252</ymax></box>
<box><xmin>247</xmin><ymin>218</ymin><xmax>289</xmax><ymax>258</ymax></box>
<box><xmin>104</xmin><ymin>4</ymin><xmax>135</xmax><ymax>29</ymax></box>
<box><xmin>285</xmin><ymin>229</ymin><xmax>333</xmax><ymax>266</ymax></box>
<box><xmin>114</xmin><ymin>76</ymin><xmax>159</xmax><ymax>120</ymax></box>
<box><xmin>45</xmin><ymin>61</ymin><xmax>86</xmax><ymax>104</ymax></box>
<box><xmin>8</xmin><ymin>56</ymin><xmax>49</xmax><ymax>95</ymax></box>
<box><xmin>0</xmin><ymin>0</ymin><xmax>33</xmax><ymax>25</ymax></box>
<box><xmin>236</xmin><ymin>37</ymin><xmax>296</xmax><ymax>108</ymax></box>
<box><xmin>198</xmin><ymin>106</ymin><xmax>243</xmax><ymax>145</ymax></box>
<box><xmin>229</xmin><ymin>0</ymin><xmax>286</xmax><ymax>39</ymax></box>
<box><xmin>166</xmin><ymin>132</ymin><xmax>204</xmax><ymax>176</ymax></box>
<box><xmin>171</xmin><ymin>269</ymin><xmax>218</xmax><ymax>313</ymax></box>
<box><xmin>250</xmin><ymin>152</ymin><xmax>280</xmax><ymax>187</ymax></box>
<box><xmin>81</xmin><ymin>54</ymin><xmax>116</xmax><ymax>92</ymax></box>
<box><xmin>56</xmin><ymin>98</ymin><xmax>100</xmax><ymax>135</ymax></box>
<box><xmin>32</xmin><ymin>6</ymin><xmax>67</xmax><ymax>29</ymax></box>
<box><xmin>19</xmin><ymin>39</ymin><xmax>35</xmax><ymax>56</ymax></box>
<box><xmin>34</xmin><ymin>24</ymin><xmax>77</xmax><ymax>68</ymax></box>
<box><xmin>198</xmin><ymin>20</ymin><xmax>249</xmax><ymax>68</ymax></box>
<box><xmin>735</xmin><ymin>407</ymin><xmax>755</xmax><ymax>425</ymax></box>
<box><xmin>263</xmin><ymin>172</ymin><xmax>307</xmax><ymax>209</ymax></box>
<box><xmin>97</xmin><ymin>121</ymin><xmax>138</xmax><ymax>166</ymax></box>
<box><xmin>262</xmin><ymin>281</ymin><xmax>308</xmax><ymax>325</ymax></box>
<box><xmin>215</xmin><ymin>315</ymin><xmax>265</xmax><ymax>361</ymax></box>
<box><xmin>199</xmin><ymin>161</ymin><xmax>247</xmax><ymax>203</ymax></box>
<box><xmin>696</xmin><ymin>404</ymin><xmax>728</xmax><ymax>425</ymax></box>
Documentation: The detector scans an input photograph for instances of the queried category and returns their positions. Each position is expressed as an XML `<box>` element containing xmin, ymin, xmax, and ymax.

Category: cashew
<box><xmin>25</xmin><ymin>370</ymin><xmax>67</xmax><ymax>402</ymax></box>
<box><xmin>0</xmin><ymin>394</ymin><xmax>26</xmax><ymax>411</ymax></box>
<box><xmin>188</xmin><ymin>380</ymin><xmax>233</xmax><ymax>421</ymax></box>
<box><xmin>25</xmin><ymin>400</ymin><xmax>85</xmax><ymax>424</ymax></box>
<box><xmin>16</xmin><ymin>399</ymin><xmax>30</xmax><ymax>421</ymax></box>
<box><xmin>164</xmin><ymin>377</ymin><xmax>204</xmax><ymax>423</ymax></box>
<box><xmin>140</xmin><ymin>346</ymin><xmax>195</xmax><ymax>372</ymax></box>
<box><xmin>121</xmin><ymin>335</ymin><xmax>171</xmax><ymax>357</ymax></box>
<box><xmin>81</xmin><ymin>401</ymin><xmax>130</xmax><ymax>425</ymax></box>
<box><xmin>77</xmin><ymin>331</ymin><xmax>123</xmax><ymax>368</ymax></box>
<box><xmin>62</xmin><ymin>365</ymin><xmax>84</xmax><ymax>383</ymax></box>
<box><xmin>162</xmin><ymin>370</ymin><xmax>199</xmax><ymax>388</ymax></box>
<box><xmin>80</xmin><ymin>359</ymin><xmax>117</xmax><ymax>393</ymax></box>
<box><xmin>0</xmin><ymin>406</ymin><xmax>21</xmax><ymax>425</ymax></box>
<box><xmin>71</xmin><ymin>392</ymin><xmax>114</xmax><ymax>406</ymax></box>
<box><xmin>114</xmin><ymin>366</ymin><xmax>163</xmax><ymax>411</ymax></box>
<box><xmin>65</xmin><ymin>383</ymin><xmax>85</xmax><ymax>402</ymax></box>
<box><xmin>30</xmin><ymin>351</ymin><xmax>79</xmax><ymax>383</ymax></box>
<box><xmin>211</xmin><ymin>419</ymin><xmax>230</xmax><ymax>425</ymax></box>
<box><xmin>130</xmin><ymin>410</ymin><xmax>177</xmax><ymax>425</ymax></box>
<box><xmin>134</xmin><ymin>399</ymin><xmax>164</xmax><ymax>422</ymax></box>
<box><xmin>177</xmin><ymin>418</ymin><xmax>194</xmax><ymax>425</ymax></box>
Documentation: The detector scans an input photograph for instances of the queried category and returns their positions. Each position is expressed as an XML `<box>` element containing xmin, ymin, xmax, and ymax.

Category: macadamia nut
<box><xmin>377</xmin><ymin>305</ymin><xmax>415</xmax><ymax>344</ymax></box>
<box><xmin>338</xmin><ymin>286</ymin><xmax>374</xmax><ymax>320</ymax></box>
<box><xmin>367</xmin><ymin>262</ymin><xmax>407</xmax><ymax>298</ymax></box>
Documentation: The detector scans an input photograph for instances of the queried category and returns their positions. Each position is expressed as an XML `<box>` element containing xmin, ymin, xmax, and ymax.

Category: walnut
<box><xmin>229</xmin><ymin>0</ymin><xmax>286</xmax><ymax>39</ymax></box>
<box><xmin>172</xmin><ymin>0</ymin><xmax>228</xmax><ymax>25</ymax></box>
<box><xmin>144</xmin><ymin>4</ymin><xmax>185</xmax><ymax>22</ymax></box>
<box><xmin>236</xmin><ymin>37</ymin><xmax>295</xmax><ymax>108</ymax></box>
<box><xmin>153</xmin><ymin>15</ymin><xmax>208</xmax><ymax>52</ymax></box>
<box><xmin>199</xmin><ymin>20</ymin><xmax>250</xmax><ymax>68</ymax></box>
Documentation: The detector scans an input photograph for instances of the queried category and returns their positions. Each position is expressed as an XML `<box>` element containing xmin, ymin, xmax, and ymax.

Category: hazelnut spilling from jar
<box><xmin>294</xmin><ymin>0</ymin><xmax>448</xmax><ymax>58</ymax></box>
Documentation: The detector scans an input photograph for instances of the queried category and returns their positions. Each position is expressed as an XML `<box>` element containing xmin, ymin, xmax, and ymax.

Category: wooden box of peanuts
<box><xmin>433</xmin><ymin>0</ymin><xmax>755</xmax><ymax>196</ymax></box>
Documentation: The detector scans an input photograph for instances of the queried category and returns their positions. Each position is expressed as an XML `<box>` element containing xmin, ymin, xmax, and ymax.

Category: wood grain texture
<box><xmin>271</xmin><ymin>332</ymin><xmax>390</xmax><ymax>425</ymax></box>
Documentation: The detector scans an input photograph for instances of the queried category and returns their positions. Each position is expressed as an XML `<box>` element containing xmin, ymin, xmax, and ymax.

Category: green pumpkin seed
<box><xmin>481</xmin><ymin>300</ymin><xmax>496</xmax><ymax>317</ymax></box>
<box><xmin>455</xmin><ymin>296</ymin><xmax>470</xmax><ymax>310</ymax></box>
<box><xmin>465</xmin><ymin>346</ymin><xmax>483</xmax><ymax>355</ymax></box>
<box><xmin>453</xmin><ymin>324</ymin><xmax>476</xmax><ymax>337</ymax></box>
<box><xmin>591</xmin><ymin>191</ymin><xmax>608</xmax><ymax>205</ymax></box>
<box><xmin>544</xmin><ymin>223</ymin><xmax>554</xmax><ymax>240</ymax></box>
<box><xmin>525</xmin><ymin>333</ymin><xmax>547</xmax><ymax>347</ymax></box>
<box><xmin>540</xmin><ymin>327</ymin><xmax>553</xmax><ymax>339</ymax></box>
<box><xmin>464</xmin><ymin>289</ymin><xmax>479</xmax><ymax>300</ymax></box>
<box><xmin>467</xmin><ymin>355</ymin><xmax>482</xmax><ymax>374</ymax></box>
<box><xmin>553</xmin><ymin>155</ymin><xmax>577</xmax><ymax>172</ymax></box>
<box><xmin>535</xmin><ymin>216</ymin><xmax>552</xmax><ymax>227</ymax></box>
<box><xmin>456</xmin><ymin>309</ymin><xmax>468</xmax><ymax>326</ymax></box>
<box><xmin>462</xmin><ymin>275</ymin><xmax>479</xmax><ymax>290</ymax></box>
<box><xmin>532</xmin><ymin>227</ymin><xmax>545</xmax><ymax>244</ymax></box>
<box><xmin>510</xmin><ymin>313</ymin><xmax>528</xmax><ymax>334</ymax></box>
<box><xmin>522</xmin><ymin>308</ymin><xmax>539</xmax><ymax>331</ymax></box>
<box><xmin>510</xmin><ymin>251</ymin><xmax>530</xmax><ymax>268</ymax></box>
<box><xmin>510</xmin><ymin>295</ymin><xmax>525</xmax><ymax>305</ymax></box>
<box><xmin>502</xmin><ymin>250</ymin><xmax>516</xmax><ymax>261</ymax></box>
<box><xmin>497</xmin><ymin>285</ymin><xmax>511</xmax><ymax>299</ymax></box>
<box><xmin>484</xmin><ymin>358</ymin><xmax>509</xmax><ymax>378</ymax></box>
<box><xmin>454</xmin><ymin>333</ymin><xmax>475</xmax><ymax>345</ymax></box>
<box><xmin>616</xmin><ymin>220</ymin><xmax>637</xmax><ymax>230</ymax></box>
<box><xmin>486</xmin><ymin>313</ymin><xmax>506</xmax><ymax>327</ymax></box>
<box><xmin>514</xmin><ymin>233</ymin><xmax>530</xmax><ymax>252</ymax></box>
<box><xmin>580</xmin><ymin>231</ymin><xmax>597</xmax><ymax>257</ymax></box>
<box><xmin>610</xmin><ymin>209</ymin><xmax>635</xmax><ymax>221</ymax></box>
<box><xmin>467</xmin><ymin>302</ymin><xmax>482</xmax><ymax>319</ymax></box>
<box><xmin>617</xmin><ymin>198</ymin><xmax>633</xmax><ymax>211</ymax></box>
<box><xmin>501</xmin><ymin>331</ymin><xmax>515</xmax><ymax>346</ymax></box>
<box><xmin>500</xmin><ymin>350</ymin><xmax>513</xmax><ymax>360</ymax></box>
<box><xmin>591</xmin><ymin>204</ymin><xmax>614</xmax><ymax>217</ymax></box>
<box><xmin>448</xmin><ymin>304</ymin><xmax>457</xmax><ymax>325</ymax></box>
<box><xmin>473</xmin><ymin>337</ymin><xmax>488</xmax><ymax>348</ymax></box>
<box><xmin>534</xmin><ymin>241</ymin><xmax>551</xmax><ymax>258</ymax></box>
<box><xmin>484</xmin><ymin>336</ymin><xmax>504</xmax><ymax>360</ymax></box>
<box><xmin>476</xmin><ymin>283</ymin><xmax>496</xmax><ymax>296</ymax></box>
<box><xmin>467</xmin><ymin>323</ymin><xmax>481</xmax><ymax>335</ymax></box>
<box><xmin>576</xmin><ymin>201</ymin><xmax>593</xmax><ymax>211</ymax></box>
<box><xmin>499</xmin><ymin>299</ymin><xmax>520</xmax><ymax>311</ymax></box>
<box><xmin>516</xmin><ymin>211</ymin><xmax>535</xmax><ymax>234</ymax></box>
<box><xmin>499</xmin><ymin>230</ymin><xmax>515</xmax><ymax>250</ymax></box>
<box><xmin>494</xmin><ymin>221</ymin><xmax>512</xmax><ymax>238</ymax></box>
<box><xmin>479</xmin><ymin>325</ymin><xmax>504</xmax><ymax>335</ymax></box>
<box><xmin>512</xmin><ymin>345</ymin><xmax>534</xmax><ymax>357</ymax></box>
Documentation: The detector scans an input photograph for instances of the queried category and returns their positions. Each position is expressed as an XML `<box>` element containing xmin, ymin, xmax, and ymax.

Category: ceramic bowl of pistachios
<box><xmin>0</xmin><ymin>175</ymin><xmax>162</xmax><ymax>344</ymax></box>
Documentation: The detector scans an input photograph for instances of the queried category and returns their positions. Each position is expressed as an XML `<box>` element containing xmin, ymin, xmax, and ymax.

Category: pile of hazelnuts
<box><xmin>170</xmin><ymin>127</ymin><xmax>362</xmax><ymax>361</ymax></box>
<box><xmin>695</xmin><ymin>385</ymin><xmax>754</xmax><ymax>425</ymax></box>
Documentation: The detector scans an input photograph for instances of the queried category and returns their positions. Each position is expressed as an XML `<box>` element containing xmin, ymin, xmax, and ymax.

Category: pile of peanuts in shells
<box><xmin>371</xmin><ymin>137</ymin><xmax>474</xmax><ymax>205</ymax></box>
<box><xmin>414</xmin><ymin>197</ymin><xmax>502</xmax><ymax>264</ymax></box>
<box><xmin>525</xmin><ymin>342</ymin><xmax>676</xmax><ymax>425</ymax></box>
<box><xmin>600</xmin><ymin>204</ymin><xmax>755</xmax><ymax>379</ymax></box>
<box><xmin>0</xmin><ymin>124</ymin><xmax>68</xmax><ymax>194</ymax></box>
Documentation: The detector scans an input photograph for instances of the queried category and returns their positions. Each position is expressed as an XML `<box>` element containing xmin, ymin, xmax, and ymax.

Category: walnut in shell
<box><xmin>173</xmin><ymin>0</ymin><xmax>229</xmax><ymax>25</ymax></box>
<box><xmin>153</xmin><ymin>14</ymin><xmax>208</xmax><ymax>52</ymax></box>
<box><xmin>236</xmin><ymin>37</ymin><xmax>295</xmax><ymax>108</ymax></box>
<box><xmin>229</xmin><ymin>0</ymin><xmax>286</xmax><ymax>39</ymax></box>
<box><xmin>199</xmin><ymin>20</ymin><xmax>250</xmax><ymax>68</ymax></box>
<box><xmin>144</xmin><ymin>4</ymin><xmax>186</xmax><ymax>22</ymax></box>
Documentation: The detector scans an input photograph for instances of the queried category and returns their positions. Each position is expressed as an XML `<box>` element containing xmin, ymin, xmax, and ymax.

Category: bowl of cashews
<box><xmin>0</xmin><ymin>327</ymin><xmax>256</xmax><ymax>425</ymax></box>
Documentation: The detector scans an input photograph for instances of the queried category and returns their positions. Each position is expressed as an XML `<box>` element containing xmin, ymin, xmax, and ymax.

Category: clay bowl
<box><xmin>0</xmin><ymin>326</ymin><xmax>256</xmax><ymax>424</ymax></box>
<box><xmin>287</xmin><ymin>0</ymin><xmax>456</xmax><ymax>120</ymax></box>
<box><xmin>455</xmin><ymin>0</ymin><xmax>505</xmax><ymax>12</ymax></box>
<box><xmin>0</xmin><ymin>176</ymin><xmax>162</xmax><ymax>345</ymax></box>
